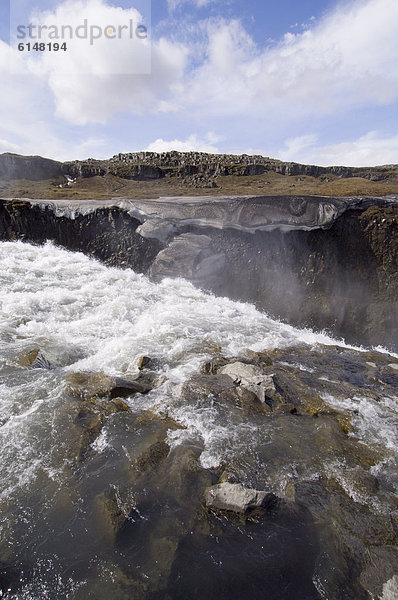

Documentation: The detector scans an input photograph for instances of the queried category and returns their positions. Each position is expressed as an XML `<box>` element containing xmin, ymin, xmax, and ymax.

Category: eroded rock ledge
<box><xmin>0</xmin><ymin>194</ymin><xmax>397</xmax><ymax>350</ymax></box>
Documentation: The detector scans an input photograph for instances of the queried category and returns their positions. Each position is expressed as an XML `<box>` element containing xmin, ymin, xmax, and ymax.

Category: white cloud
<box><xmin>47</xmin><ymin>36</ymin><xmax>187</xmax><ymax>125</ymax></box>
<box><xmin>277</xmin><ymin>131</ymin><xmax>398</xmax><ymax>167</ymax></box>
<box><xmin>6</xmin><ymin>0</ymin><xmax>398</xmax><ymax>126</ymax></box>
<box><xmin>1</xmin><ymin>0</ymin><xmax>398</xmax><ymax>165</ymax></box>
<box><xmin>185</xmin><ymin>0</ymin><xmax>398</xmax><ymax>117</ymax></box>
<box><xmin>0</xmin><ymin>139</ymin><xmax>22</xmax><ymax>153</ymax></box>
<box><xmin>7</xmin><ymin>0</ymin><xmax>188</xmax><ymax>125</ymax></box>
<box><xmin>277</xmin><ymin>135</ymin><xmax>318</xmax><ymax>162</ymax></box>
<box><xmin>146</xmin><ymin>133</ymin><xmax>220</xmax><ymax>153</ymax></box>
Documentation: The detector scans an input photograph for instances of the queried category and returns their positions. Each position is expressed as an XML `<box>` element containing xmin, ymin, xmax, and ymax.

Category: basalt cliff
<box><xmin>1</xmin><ymin>151</ymin><xmax>398</xmax><ymax>199</ymax></box>
<box><xmin>1</xmin><ymin>191</ymin><xmax>397</xmax><ymax>350</ymax></box>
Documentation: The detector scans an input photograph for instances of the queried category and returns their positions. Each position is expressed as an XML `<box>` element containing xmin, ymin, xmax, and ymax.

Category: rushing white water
<box><xmin>0</xmin><ymin>241</ymin><xmax>395</xmax><ymax>474</ymax></box>
<box><xmin>0</xmin><ymin>240</ymin><xmax>343</xmax><ymax>494</ymax></box>
<box><xmin>1</xmin><ymin>240</ymin><xmax>397</xmax><ymax>600</ymax></box>
<box><xmin>0</xmin><ymin>240</ymin><xmax>340</xmax><ymax>374</ymax></box>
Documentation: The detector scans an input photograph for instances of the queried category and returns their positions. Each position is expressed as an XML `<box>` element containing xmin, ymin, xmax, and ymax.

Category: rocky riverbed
<box><xmin>2</xmin><ymin>339</ymin><xmax>398</xmax><ymax>599</ymax></box>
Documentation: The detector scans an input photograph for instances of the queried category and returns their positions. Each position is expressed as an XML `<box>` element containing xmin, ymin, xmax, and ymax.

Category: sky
<box><xmin>0</xmin><ymin>0</ymin><xmax>397</xmax><ymax>166</ymax></box>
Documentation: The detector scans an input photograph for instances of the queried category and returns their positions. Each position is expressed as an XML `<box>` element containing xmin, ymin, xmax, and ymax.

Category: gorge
<box><xmin>0</xmin><ymin>152</ymin><xmax>397</xmax><ymax>600</ymax></box>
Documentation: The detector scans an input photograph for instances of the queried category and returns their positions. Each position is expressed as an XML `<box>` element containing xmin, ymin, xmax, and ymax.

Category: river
<box><xmin>0</xmin><ymin>241</ymin><xmax>397</xmax><ymax>600</ymax></box>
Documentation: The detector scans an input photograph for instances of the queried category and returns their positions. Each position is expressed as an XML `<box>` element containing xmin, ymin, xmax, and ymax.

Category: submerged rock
<box><xmin>205</xmin><ymin>482</ymin><xmax>278</xmax><ymax>514</ymax></box>
<box><xmin>91</xmin><ymin>488</ymin><xmax>127</xmax><ymax>545</ymax></box>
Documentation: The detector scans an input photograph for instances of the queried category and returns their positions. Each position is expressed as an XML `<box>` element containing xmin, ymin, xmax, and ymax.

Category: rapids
<box><xmin>0</xmin><ymin>241</ymin><xmax>397</xmax><ymax>600</ymax></box>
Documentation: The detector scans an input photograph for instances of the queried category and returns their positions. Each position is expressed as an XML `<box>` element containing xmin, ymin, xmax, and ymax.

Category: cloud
<box><xmin>1</xmin><ymin>0</ymin><xmax>398</xmax><ymax>165</ymax></box>
<box><xmin>9</xmin><ymin>0</ymin><xmax>188</xmax><ymax>125</ymax></box>
<box><xmin>6</xmin><ymin>0</ymin><xmax>398</xmax><ymax>126</ymax></box>
<box><xmin>146</xmin><ymin>133</ymin><xmax>220</xmax><ymax>153</ymax></box>
<box><xmin>277</xmin><ymin>135</ymin><xmax>318</xmax><ymax>162</ymax></box>
<box><xmin>0</xmin><ymin>139</ymin><xmax>22</xmax><ymax>153</ymax></box>
<box><xmin>184</xmin><ymin>0</ymin><xmax>398</xmax><ymax>117</ymax></box>
<box><xmin>277</xmin><ymin>131</ymin><xmax>398</xmax><ymax>167</ymax></box>
<box><xmin>47</xmin><ymin>37</ymin><xmax>187</xmax><ymax>125</ymax></box>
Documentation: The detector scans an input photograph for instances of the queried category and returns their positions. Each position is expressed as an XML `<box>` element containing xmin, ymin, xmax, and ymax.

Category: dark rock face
<box><xmin>0</xmin><ymin>196</ymin><xmax>397</xmax><ymax>350</ymax></box>
<box><xmin>0</xmin><ymin>153</ymin><xmax>66</xmax><ymax>181</ymax></box>
<box><xmin>204</xmin><ymin>204</ymin><xmax>398</xmax><ymax>349</ymax></box>
<box><xmin>0</xmin><ymin>199</ymin><xmax>162</xmax><ymax>273</ymax></box>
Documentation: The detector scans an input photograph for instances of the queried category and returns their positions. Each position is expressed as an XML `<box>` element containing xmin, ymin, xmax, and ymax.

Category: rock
<box><xmin>149</xmin><ymin>233</ymin><xmax>227</xmax><ymax>290</ymax></box>
<box><xmin>0</xmin><ymin>152</ymin><xmax>65</xmax><ymax>180</ymax></box>
<box><xmin>157</xmin><ymin>445</ymin><xmax>214</xmax><ymax>506</ymax></box>
<box><xmin>335</xmin><ymin>467</ymin><xmax>380</xmax><ymax>500</ymax></box>
<box><xmin>179</xmin><ymin>371</ymin><xmax>270</xmax><ymax>416</ymax></box>
<box><xmin>132</xmin><ymin>440</ymin><xmax>170</xmax><ymax>475</ymax></box>
<box><xmin>137</xmin><ymin>355</ymin><xmax>158</xmax><ymax>370</ymax></box>
<box><xmin>219</xmin><ymin>362</ymin><xmax>284</xmax><ymax>408</ymax></box>
<box><xmin>382</xmin><ymin>576</ymin><xmax>398</xmax><ymax>600</ymax></box>
<box><xmin>91</xmin><ymin>488</ymin><xmax>129</xmax><ymax>545</ymax></box>
<box><xmin>66</xmin><ymin>372</ymin><xmax>114</xmax><ymax>399</ymax></box>
<box><xmin>205</xmin><ymin>482</ymin><xmax>277</xmax><ymax>514</ymax></box>
<box><xmin>200</xmin><ymin>356</ymin><xmax>229</xmax><ymax>374</ymax></box>
<box><xmin>360</xmin><ymin>547</ymin><xmax>398</xmax><ymax>599</ymax></box>
<box><xmin>53</xmin><ymin>396</ymin><xmax>131</xmax><ymax>464</ymax></box>
<box><xmin>66</xmin><ymin>371</ymin><xmax>158</xmax><ymax>401</ymax></box>
<box><xmin>111</xmin><ymin>372</ymin><xmax>158</xmax><ymax>397</ymax></box>
<box><xmin>246</xmin><ymin>349</ymin><xmax>274</xmax><ymax>366</ymax></box>
<box><xmin>18</xmin><ymin>348</ymin><xmax>53</xmax><ymax>369</ymax></box>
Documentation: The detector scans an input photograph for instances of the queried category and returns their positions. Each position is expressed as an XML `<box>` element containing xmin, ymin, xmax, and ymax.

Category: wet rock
<box><xmin>18</xmin><ymin>348</ymin><xmax>54</xmax><ymax>369</ymax></box>
<box><xmin>198</xmin><ymin>353</ymin><xmax>340</xmax><ymax>415</ymax></box>
<box><xmin>66</xmin><ymin>371</ymin><xmax>114</xmax><ymax>399</ymax></box>
<box><xmin>360</xmin><ymin>547</ymin><xmax>398</xmax><ymax>599</ymax></box>
<box><xmin>200</xmin><ymin>355</ymin><xmax>229</xmax><ymax>375</ymax></box>
<box><xmin>111</xmin><ymin>372</ymin><xmax>158</xmax><ymax>397</ymax></box>
<box><xmin>205</xmin><ymin>482</ymin><xmax>278</xmax><ymax>514</ymax></box>
<box><xmin>179</xmin><ymin>371</ymin><xmax>270</xmax><ymax>416</ymax></box>
<box><xmin>55</xmin><ymin>396</ymin><xmax>131</xmax><ymax>463</ymax></box>
<box><xmin>144</xmin><ymin>535</ymin><xmax>180</xmax><ymax>591</ymax></box>
<box><xmin>381</xmin><ymin>576</ymin><xmax>398</xmax><ymax>600</ymax></box>
<box><xmin>219</xmin><ymin>362</ymin><xmax>284</xmax><ymax>408</ymax></box>
<box><xmin>137</xmin><ymin>355</ymin><xmax>154</xmax><ymax>370</ymax></box>
<box><xmin>334</xmin><ymin>466</ymin><xmax>380</xmax><ymax>500</ymax></box>
<box><xmin>160</xmin><ymin>445</ymin><xmax>214</xmax><ymax>506</ymax></box>
<box><xmin>66</xmin><ymin>370</ymin><xmax>158</xmax><ymax>401</ymax></box>
<box><xmin>245</xmin><ymin>349</ymin><xmax>274</xmax><ymax>366</ymax></box>
<box><xmin>295</xmin><ymin>476</ymin><xmax>398</xmax><ymax>598</ymax></box>
<box><xmin>92</xmin><ymin>488</ymin><xmax>127</xmax><ymax>545</ymax></box>
<box><xmin>132</xmin><ymin>440</ymin><xmax>170</xmax><ymax>475</ymax></box>
<box><xmin>121</xmin><ymin>413</ymin><xmax>183</xmax><ymax>488</ymax></box>
<box><xmin>149</xmin><ymin>233</ymin><xmax>227</xmax><ymax>290</ymax></box>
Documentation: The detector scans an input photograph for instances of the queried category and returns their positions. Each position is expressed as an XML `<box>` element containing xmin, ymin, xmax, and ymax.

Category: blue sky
<box><xmin>0</xmin><ymin>0</ymin><xmax>397</xmax><ymax>165</ymax></box>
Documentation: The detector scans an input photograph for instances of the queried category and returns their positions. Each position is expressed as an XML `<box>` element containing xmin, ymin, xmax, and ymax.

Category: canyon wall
<box><xmin>0</xmin><ymin>195</ymin><xmax>397</xmax><ymax>350</ymax></box>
